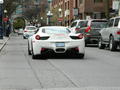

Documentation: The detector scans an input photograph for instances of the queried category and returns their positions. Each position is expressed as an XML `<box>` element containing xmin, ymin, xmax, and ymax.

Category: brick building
<box><xmin>52</xmin><ymin>0</ymin><xmax>113</xmax><ymax>26</ymax></box>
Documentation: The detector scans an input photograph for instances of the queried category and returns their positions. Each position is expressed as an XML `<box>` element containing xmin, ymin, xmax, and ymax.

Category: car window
<box><xmin>26</xmin><ymin>27</ymin><xmax>36</xmax><ymax>30</ymax></box>
<box><xmin>108</xmin><ymin>19</ymin><xmax>114</xmax><ymax>27</ymax></box>
<box><xmin>71</xmin><ymin>22</ymin><xmax>77</xmax><ymax>27</ymax></box>
<box><xmin>42</xmin><ymin>27</ymin><xmax>70</xmax><ymax>34</ymax></box>
<box><xmin>91</xmin><ymin>21</ymin><xmax>107</xmax><ymax>28</ymax></box>
<box><xmin>114</xmin><ymin>18</ymin><xmax>120</xmax><ymax>27</ymax></box>
<box><xmin>78</xmin><ymin>21</ymin><xmax>88</xmax><ymax>28</ymax></box>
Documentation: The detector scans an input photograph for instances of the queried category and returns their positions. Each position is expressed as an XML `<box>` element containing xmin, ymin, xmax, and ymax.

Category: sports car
<box><xmin>28</xmin><ymin>26</ymin><xmax>85</xmax><ymax>59</ymax></box>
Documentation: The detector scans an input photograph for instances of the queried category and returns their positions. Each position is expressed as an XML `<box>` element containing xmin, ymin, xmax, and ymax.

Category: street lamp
<box><xmin>3</xmin><ymin>9</ymin><xmax>7</xmax><ymax>36</ymax></box>
<box><xmin>58</xmin><ymin>8</ymin><xmax>62</xmax><ymax>26</ymax></box>
<box><xmin>0</xmin><ymin>0</ymin><xmax>4</xmax><ymax>39</ymax></box>
<box><xmin>58</xmin><ymin>8</ymin><xmax>62</xmax><ymax>12</ymax></box>
<box><xmin>47</xmin><ymin>11</ymin><xmax>53</xmax><ymax>25</ymax></box>
<box><xmin>4</xmin><ymin>9</ymin><xmax>7</xmax><ymax>14</ymax></box>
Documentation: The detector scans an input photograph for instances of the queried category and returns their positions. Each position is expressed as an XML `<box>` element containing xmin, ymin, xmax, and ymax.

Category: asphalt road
<box><xmin>0</xmin><ymin>34</ymin><xmax>120</xmax><ymax>90</ymax></box>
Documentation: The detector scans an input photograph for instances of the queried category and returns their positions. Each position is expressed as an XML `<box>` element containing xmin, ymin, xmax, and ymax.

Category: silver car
<box><xmin>98</xmin><ymin>16</ymin><xmax>120</xmax><ymax>51</ymax></box>
<box><xmin>23</xmin><ymin>26</ymin><xmax>37</xmax><ymax>39</ymax></box>
<box><xmin>18</xmin><ymin>28</ymin><xmax>23</xmax><ymax>35</ymax></box>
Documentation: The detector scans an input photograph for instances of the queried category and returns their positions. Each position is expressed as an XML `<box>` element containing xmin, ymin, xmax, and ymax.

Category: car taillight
<box><xmin>41</xmin><ymin>48</ymin><xmax>46</xmax><ymax>51</ymax></box>
<box><xmin>35</xmin><ymin>35</ymin><xmax>41</xmax><ymax>40</ymax></box>
<box><xmin>117</xmin><ymin>31</ymin><xmax>120</xmax><ymax>35</ymax></box>
<box><xmin>78</xmin><ymin>34</ymin><xmax>84</xmax><ymax>39</ymax></box>
<box><xmin>85</xmin><ymin>26</ymin><xmax>91</xmax><ymax>32</ymax></box>
<box><xmin>24</xmin><ymin>30</ymin><xmax>28</xmax><ymax>32</ymax></box>
<box><xmin>75</xmin><ymin>28</ymin><xmax>80</xmax><ymax>31</ymax></box>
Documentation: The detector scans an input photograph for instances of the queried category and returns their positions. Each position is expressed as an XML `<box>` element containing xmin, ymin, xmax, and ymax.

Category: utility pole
<box><xmin>47</xmin><ymin>0</ymin><xmax>53</xmax><ymax>26</ymax></box>
<box><xmin>118</xmin><ymin>0</ymin><xmax>120</xmax><ymax>16</ymax></box>
<box><xmin>0</xmin><ymin>0</ymin><xmax>3</xmax><ymax>39</ymax></box>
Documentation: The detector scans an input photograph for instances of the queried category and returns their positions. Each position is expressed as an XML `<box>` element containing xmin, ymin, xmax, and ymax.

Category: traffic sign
<box><xmin>3</xmin><ymin>17</ymin><xmax>9</xmax><ymax>22</ymax></box>
<box><xmin>58</xmin><ymin>17</ymin><xmax>63</xmax><ymax>21</ymax></box>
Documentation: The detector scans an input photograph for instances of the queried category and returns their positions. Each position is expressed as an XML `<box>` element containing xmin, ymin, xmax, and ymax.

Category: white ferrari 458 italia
<box><xmin>28</xmin><ymin>26</ymin><xmax>85</xmax><ymax>59</ymax></box>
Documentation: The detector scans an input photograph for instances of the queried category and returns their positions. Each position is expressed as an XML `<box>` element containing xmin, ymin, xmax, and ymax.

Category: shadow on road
<box><xmin>34</xmin><ymin>53</ymin><xmax>85</xmax><ymax>60</ymax></box>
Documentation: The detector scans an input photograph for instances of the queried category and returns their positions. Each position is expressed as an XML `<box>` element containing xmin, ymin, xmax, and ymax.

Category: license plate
<box><xmin>56</xmin><ymin>42</ymin><xmax>65</xmax><ymax>47</ymax></box>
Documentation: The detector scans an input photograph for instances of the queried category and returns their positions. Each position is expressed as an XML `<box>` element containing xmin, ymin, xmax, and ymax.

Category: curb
<box><xmin>0</xmin><ymin>37</ymin><xmax>10</xmax><ymax>52</ymax></box>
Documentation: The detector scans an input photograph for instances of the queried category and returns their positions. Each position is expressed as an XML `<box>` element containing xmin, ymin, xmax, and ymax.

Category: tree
<box><xmin>39</xmin><ymin>0</ymin><xmax>48</xmax><ymax>25</ymax></box>
<box><xmin>51</xmin><ymin>7</ymin><xmax>59</xmax><ymax>25</ymax></box>
<box><xmin>13</xmin><ymin>17</ymin><xmax>25</xmax><ymax>29</ymax></box>
<box><xmin>3</xmin><ymin>0</ymin><xmax>19</xmax><ymax>17</ymax></box>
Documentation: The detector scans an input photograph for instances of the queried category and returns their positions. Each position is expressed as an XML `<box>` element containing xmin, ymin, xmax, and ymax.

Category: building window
<box><xmin>94</xmin><ymin>0</ymin><xmax>103</xmax><ymax>3</ymax></box>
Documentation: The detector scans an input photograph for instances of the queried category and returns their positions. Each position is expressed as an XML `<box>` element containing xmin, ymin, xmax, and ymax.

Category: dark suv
<box><xmin>76</xmin><ymin>19</ymin><xmax>107</xmax><ymax>46</ymax></box>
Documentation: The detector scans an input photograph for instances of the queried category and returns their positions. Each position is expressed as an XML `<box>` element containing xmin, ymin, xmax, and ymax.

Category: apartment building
<box><xmin>52</xmin><ymin>0</ymin><xmax>113</xmax><ymax>26</ymax></box>
<box><xmin>79</xmin><ymin>0</ymin><xmax>113</xmax><ymax>19</ymax></box>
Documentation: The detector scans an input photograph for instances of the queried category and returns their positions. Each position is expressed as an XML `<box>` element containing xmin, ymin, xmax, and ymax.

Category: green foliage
<box><xmin>13</xmin><ymin>18</ymin><xmax>25</xmax><ymax>29</ymax></box>
<box><xmin>3</xmin><ymin>0</ymin><xmax>19</xmax><ymax>17</ymax></box>
<box><xmin>51</xmin><ymin>7</ymin><xmax>59</xmax><ymax>25</ymax></box>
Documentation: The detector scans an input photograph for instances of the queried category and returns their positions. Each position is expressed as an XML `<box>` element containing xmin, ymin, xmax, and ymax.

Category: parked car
<box><xmin>18</xmin><ymin>28</ymin><xmax>23</xmax><ymax>35</ymax></box>
<box><xmin>69</xmin><ymin>19</ymin><xmax>88</xmax><ymax>33</ymax></box>
<box><xmin>98</xmin><ymin>16</ymin><xmax>120</xmax><ymax>51</ymax></box>
<box><xmin>28</xmin><ymin>26</ymin><xmax>85</xmax><ymax>59</ymax></box>
<box><xmin>23</xmin><ymin>26</ymin><xmax>37</xmax><ymax>39</ymax></box>
<box><xmin>76</xmin><ymin>19</ymin><xmax>108</xmax><ymax>46</ymax></box>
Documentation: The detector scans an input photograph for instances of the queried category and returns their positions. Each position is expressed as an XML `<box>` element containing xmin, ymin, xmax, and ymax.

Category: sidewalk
<box><xmin>0</xmin><ymin>37</ymin><xmax>9</xmax><ymax>52</ymax></box>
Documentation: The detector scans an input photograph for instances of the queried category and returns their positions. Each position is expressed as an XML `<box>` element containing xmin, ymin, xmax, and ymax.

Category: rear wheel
<box><xmin>32</xmin><ymin>54</ymin><xmax>38</xmax><ymax>59</ymax></box>
<box><xmin>85</xmin><ymin>43</ymin><xmax>88</xmax><ymax>47</ymax></box>
<box><xmin>28</xmin><ymin>43</ymin><xmax>31</xmax><ymax>55</ymax></box>
<box><xmin>98</xmin><ymin>37</ymin><xmax>105</xmax><ymax>49</ymax></box>
<box><xmin>78</xmin><ymin>54</ymin><xmax>84</xmax><ymax>59</ymax></box>
<box><xmin>31</xmin><ymin>44</ymin><xmax>38</xmax><ymax>59</ymax></box>
<box><xmin>32</xmin><ymin>49</ymin><xmax>38</xmax><ymax>59</ymax></box>
<box><xmin>23</xmin><ymin>36</ymin><xmax>26</xmax><ymax>39</ymax></box>
<box><xmin>109</xmin><ymin>36</ymin><xmax>117</xmax><ymax>51</ymax></box>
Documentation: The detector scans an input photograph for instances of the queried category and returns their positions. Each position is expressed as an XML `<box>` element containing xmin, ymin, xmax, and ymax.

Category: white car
<box><xmin>18</xmin><ymin>28</ymin><xmax>23</xmax><ymax>35</ymax></box>
<box><xmin>28</xmin><ymin>26</ymin><xmax>85</xmax><ymax>59</ymax></box>
<box><xmin>23</xmin><ymin>26</ymin><xmax>37</xmax><ymax>39</ymax></box>
<box><xmin>69</xmin><ymin>19</ymin><xmax>88</xmax><ymax>33</ymax></box>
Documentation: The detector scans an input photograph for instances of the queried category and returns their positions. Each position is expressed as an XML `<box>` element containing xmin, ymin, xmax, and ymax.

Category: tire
<box><xmin>23</xmin><ymin>36</ymin><xmax>25</xmax><ymax>39</ymax></box>
<box><xmin>32</xmin><ymin>48</ymin><xmax>38</xmax><ymax>59</ymax></box>
<box><xmin>31</xmin><ymin>44</ymin><xmax>37</xmax><ymax>59</ymax></box>
<box><xmin>98</xmin><ymin>37</ymin><xmax>105</xmax><ymax>49</ymax></box>
<box><xmin>28</xmin><ymin>43</ymin><xmax>31</xmax><ymax>55</ymax></box>
<box><xmin>78</xmin><ymin>54</ymin><xmax>84</xmax><ymax>59</ymax></box>
<box><xmin>109</xmin><ymin>36</ymin><xmax>117</xmax><ymax>51</ymax></box>
<box><xmin>85</xmin><ymin>43</ymin><xmax>88</xmax><ymax>47</ymax></box>
<box><xmin>32</xmin><ymin>54</ymin><xmax>38</xmax><ymax>59</ymax></box>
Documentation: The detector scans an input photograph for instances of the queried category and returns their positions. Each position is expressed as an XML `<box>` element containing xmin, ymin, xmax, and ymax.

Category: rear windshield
<box><xmin>78</xmin><ymin>21</ymin><xmax>88</xmax><ymax>28</ymax></box>
<box><xmin>42</xmin><ymin>27</ymin><xmax>70</xmax><ymax>34</ymax></box>
<box><xmin>91</xmin><ymin>21</ymin><xmax>107</xmax><ymax>28</ymax></box>
<box><xmin>26</xmin><ymin>27</ymin><xmax>36</xmax><ymax>30</ymax></box>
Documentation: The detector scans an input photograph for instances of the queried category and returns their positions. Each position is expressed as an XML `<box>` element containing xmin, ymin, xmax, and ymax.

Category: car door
<box><xmin>103</xmin><ymin>19</ymin><xmax>114</xmax><ymax>41</ymax></box>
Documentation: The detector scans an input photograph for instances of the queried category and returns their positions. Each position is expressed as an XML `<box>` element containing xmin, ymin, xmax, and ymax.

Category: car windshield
<box><xmin>26</xmin><ymin>26</ymin><xmax>36</xmax><ymax>30</ymax></box>
<box><xmin>42</xmin><ymin>27</ymin><xmax>71</xmax><ymax>34</ymax></box>
<box><xmin>91</xmin><ymin>21</ymin><xmax>107</xmax><ymax>28</ymax></box>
